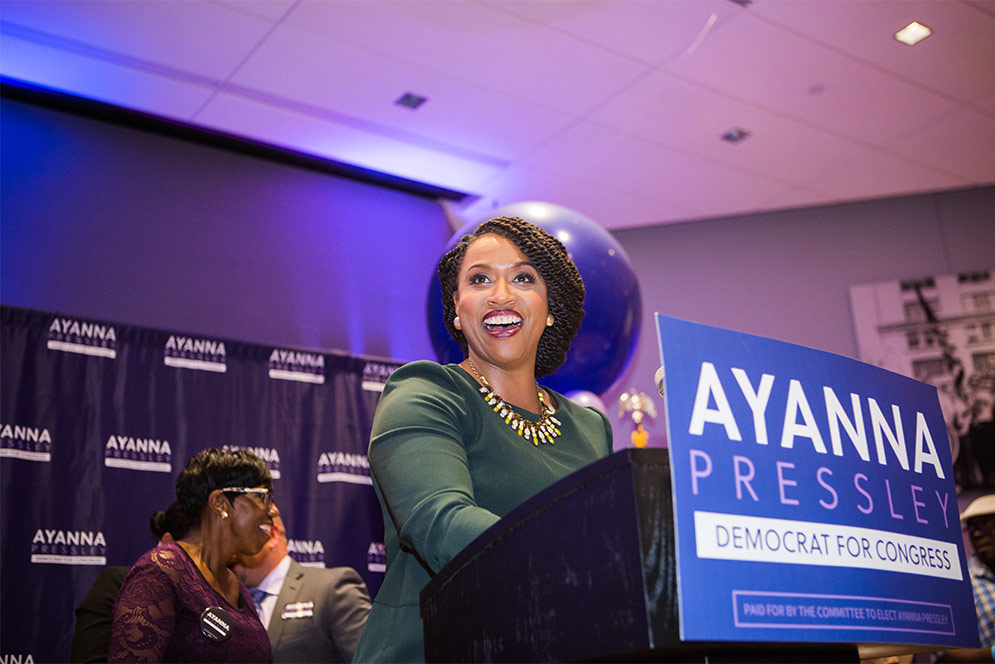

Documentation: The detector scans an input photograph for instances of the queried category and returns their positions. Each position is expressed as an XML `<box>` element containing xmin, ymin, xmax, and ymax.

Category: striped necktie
<box><xmin>249</xmin><ymin>587</ymin><xmax>268</xmax><ymax>622</ymax></box>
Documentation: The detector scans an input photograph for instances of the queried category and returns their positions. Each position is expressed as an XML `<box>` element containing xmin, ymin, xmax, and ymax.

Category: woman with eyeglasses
<box><xmin>108</xmin><ymin>448</ymin><xmax>277</xmax><ymax>662</ymax></box>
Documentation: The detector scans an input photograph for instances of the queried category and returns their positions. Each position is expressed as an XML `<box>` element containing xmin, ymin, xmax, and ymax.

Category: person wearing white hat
<box><xmin>937</xmin><ymin>494</ymin><xmax>995</xmax><ymax>662</ymax></box>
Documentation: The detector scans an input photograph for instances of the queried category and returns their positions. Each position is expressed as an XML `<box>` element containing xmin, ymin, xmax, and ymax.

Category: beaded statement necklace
<box><xmin>466</xmin><ymin>359</ymin><xmax>562</xmax><ymax>445</ymax></box>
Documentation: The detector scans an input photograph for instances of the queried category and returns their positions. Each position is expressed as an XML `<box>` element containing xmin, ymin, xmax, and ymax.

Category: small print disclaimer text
<box><xmin>733</xmin><ymin>591</ymin><xmax>954</xmax><ymax>635</ymax></box>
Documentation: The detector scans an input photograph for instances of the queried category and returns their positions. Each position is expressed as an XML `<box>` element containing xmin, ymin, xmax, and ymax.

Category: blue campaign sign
<box><xmin>655</xmin><ymin>314</ymin><xmax>979</xmax><ymax>648</ymax></box>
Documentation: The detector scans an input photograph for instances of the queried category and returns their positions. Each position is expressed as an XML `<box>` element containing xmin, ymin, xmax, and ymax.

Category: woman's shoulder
<box><xmin>387</xmin><ymin>359</ymin><xmax>462</xmax><ymax>380</ymax></box>
<box><xmin>114</xmin><ymin>544</ymin><xmax>187</xmax><ymax>612</ymax></box>
<box><xmin>372</xmin><ymin>361</ymin><xmax>476</xmax><ymax>433</ymax></box>
<box><xmin>383</xmin><ymin>360</ymin><xmax>471</xmax><ymax>394</ymax></box>
<box><xmin>127</xmin><ymin>542</ymin><xmax>187</xmax><ymax>583</ymax></box>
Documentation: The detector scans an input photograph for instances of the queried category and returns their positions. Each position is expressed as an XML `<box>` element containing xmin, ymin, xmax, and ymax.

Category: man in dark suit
<box><xmin>233</xmin><ymin>512</ymin><xmax>372</xmax><ymax>663</ymax></box>
<box><xmin>70</xmin><ymin>565</ymin><xmax>130</xmax><ymax>663</ymax></box>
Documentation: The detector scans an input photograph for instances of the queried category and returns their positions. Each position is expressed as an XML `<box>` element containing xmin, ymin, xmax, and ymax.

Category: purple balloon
<box><xmin>564</xmin><ymin>390</ymin><xmax>608</xmax><ymax>413</ymax></box>
<box><xmin>425</xmin><ymin>202</ymin><xmax>641</xmax><ymax>394</ymax></box>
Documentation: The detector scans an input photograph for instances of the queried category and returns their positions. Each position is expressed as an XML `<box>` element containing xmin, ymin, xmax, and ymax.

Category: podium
<box><xmin>420</xmin><ymin>449</ymin><xmax>859</xmax><ymax>662</ymax></box>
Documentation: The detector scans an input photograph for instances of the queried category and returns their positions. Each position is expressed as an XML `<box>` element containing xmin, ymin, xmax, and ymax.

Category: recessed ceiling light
<box><xmin>721</xmin><ymin>127</ymin><xmax>750</xmax><ymax>143</ymax></box>
<box><xmin>395</xmin><ymin>92</ymin><xmax>428</xmax><ymax>109</ymax></box>
<box><xmin>895</xmin><ymin>21</ymin><xmax>932</xmax><ymax>46</ymax></box>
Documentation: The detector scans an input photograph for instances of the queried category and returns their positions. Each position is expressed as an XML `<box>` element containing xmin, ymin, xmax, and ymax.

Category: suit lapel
<box><xmin>268</xmin><ymin>558</ymin><xmax>305</xmax><ymax>650</ymax></box>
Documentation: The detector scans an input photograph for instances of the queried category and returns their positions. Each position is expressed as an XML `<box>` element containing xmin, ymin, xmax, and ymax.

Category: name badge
<box><xmin>200</xmin><ymin>606</ymin><xmax>232</xmax><ymax>641</ymax></box>
<box><xmin>281</xmin><ymin>601</ymin><xmax>314</xmax><ymax>620</ymax></box>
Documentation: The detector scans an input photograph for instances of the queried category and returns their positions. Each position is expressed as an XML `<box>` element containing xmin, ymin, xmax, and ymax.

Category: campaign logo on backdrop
<box><xmin>47</xmin><ymin>317</ymin><xmax>117</xmax><ymax>358</ymax></box>
<box><xmin>268</xmin><ymin>349</ymin><xmax>325</xmax><ymax>384</ymax></box>
<box><xmin>163</xmin><ymin>335</ymin><xmax>227</xmax><ymax>373</ymax></box>
<box><xmin>30</xmin><ymin>528</ymin><xmax>107</xmax><ymax>565</ymax></box>
<box><xmin>104</xmin><ymin>434</ymin><xmax>172</xmax><ymax>472</ymax></box>
<box><xmin>288</xmin><ymin>538</ymin><xmax>326</xmax><ymax>568</ymax></box>
<box><xmin>0</xmin><ymin>423</ymin><xmax>52</xmax><ymax>462</ymax></box>
<box><xmin>317</xmin><ymin>450</ymin><xmax>372</xmax><ymax>485</ymax></box>
<box><xmin>221</xmin><ymin>444</ymin><xmax>281</xmax><ymax>479</ymax></box>
<box><xmin>367</xmin><ymin>542</ymin><xmax>386</xmax><ymax>573</ymax></box>
<box><xmin>0</xmin><ymin>652</ymin><xmax>35</xmax><ymax>663</ymax></box>
<box><xmin>361</xmin><ymin>361</ymin><xmax>399</xmax><ymax>392</ymax></box>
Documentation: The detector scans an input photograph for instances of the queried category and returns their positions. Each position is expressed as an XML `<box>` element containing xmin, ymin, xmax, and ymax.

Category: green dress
<box><xmin>352</xmin><ymin>361</ymin><xmax>613</xmax><ymax>663</ymax></box>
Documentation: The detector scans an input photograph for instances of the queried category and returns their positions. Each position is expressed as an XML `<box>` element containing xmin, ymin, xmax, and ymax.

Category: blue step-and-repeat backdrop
<box><xmin>0</xmin><ymin>305</ymin><xmax>401</xmax><ymax>662</ymax></box>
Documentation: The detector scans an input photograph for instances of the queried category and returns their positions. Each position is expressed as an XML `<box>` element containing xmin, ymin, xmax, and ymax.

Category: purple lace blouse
<box><xmin>107</xmin><ymin>542</ymin><xmax>271</xmax><ymax>663</ymax></box>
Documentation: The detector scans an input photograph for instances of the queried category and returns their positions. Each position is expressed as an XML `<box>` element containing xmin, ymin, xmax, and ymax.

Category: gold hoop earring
<box><xmin>221</xmin><ymin>511</ymin><xmax>228</xmax><ymax>519</ymax></box>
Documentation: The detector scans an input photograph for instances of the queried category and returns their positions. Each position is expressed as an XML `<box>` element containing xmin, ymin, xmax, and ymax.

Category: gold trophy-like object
<box><xmin>618</xmin><ymin>388</ymin><xmax>657</xmax><ymax>448</ymax></box>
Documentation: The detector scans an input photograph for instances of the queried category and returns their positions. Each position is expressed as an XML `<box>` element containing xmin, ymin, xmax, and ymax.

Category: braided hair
<box><xmin>438</xmin><ymin>216</ymin><xmax>585</xmax><ymax>378</ymax></box>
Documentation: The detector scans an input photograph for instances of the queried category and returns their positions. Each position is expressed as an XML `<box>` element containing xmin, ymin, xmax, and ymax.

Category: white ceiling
<box><xmin>2</xmin><ymin>0</ymin><xmax>993</xmax><ymax>230</ymax></box>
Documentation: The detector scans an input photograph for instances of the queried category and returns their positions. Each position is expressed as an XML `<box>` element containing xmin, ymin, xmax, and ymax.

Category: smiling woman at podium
<box><xmin>353</xmin><ymin>216</ymin><xmax>613</xmax><ymax>662</ymax></box>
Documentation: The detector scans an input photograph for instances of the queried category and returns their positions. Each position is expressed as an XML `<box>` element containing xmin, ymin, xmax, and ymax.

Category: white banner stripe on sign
<box><xmin>30</xmin><ymin>554</ymin><xmax>107</xmax><ymax>565</ymax></box>
<box><xmin>47</xmin><ymin>340</ymin><xmax>115</xmax><ymax>358</ymax></box>
<box><xmin>0</xmin><ymin>449</ymin><xmax>51</xmax><ymax>462</ymax></box>
<box><xmin>104</xmin><ymin>458</ymin><xmax>172</xmax><ymax>473</ymax></box>
<box><xmin>694</xmin><ymin>510</ymin><xmax>962</xmax><ymax>581</ymax></box>
<box><xmin>269</xmin><ymin>369</ymin><xmax>324</xmax><ymax>384</ymax></box>
<box><xmin>317</xmin><ymin>472</ymin><xmax>373</xmax><ymax>485</ymax></box>
<box><xmin>164</xmin><ymin>357</ymin><xmax>227</xmax><ymax>372</ymax></box>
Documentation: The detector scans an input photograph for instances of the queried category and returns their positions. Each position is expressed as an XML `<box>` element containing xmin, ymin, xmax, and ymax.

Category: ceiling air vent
<box><xmin>721</xmin><ymin>127</ymin><xmax>750</xmax><ymax>143</ymax></box>
<box><xmin>395</xmin><ymin>92</ymin><xmax>428</xmax><ymax>109</ymax></box>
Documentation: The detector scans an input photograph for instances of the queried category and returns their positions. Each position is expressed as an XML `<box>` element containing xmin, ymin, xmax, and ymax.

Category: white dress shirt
<box><xmin>253</xmin><ymin>554</ymin><xmax>291</xmax><ymax>630</ymax></box>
